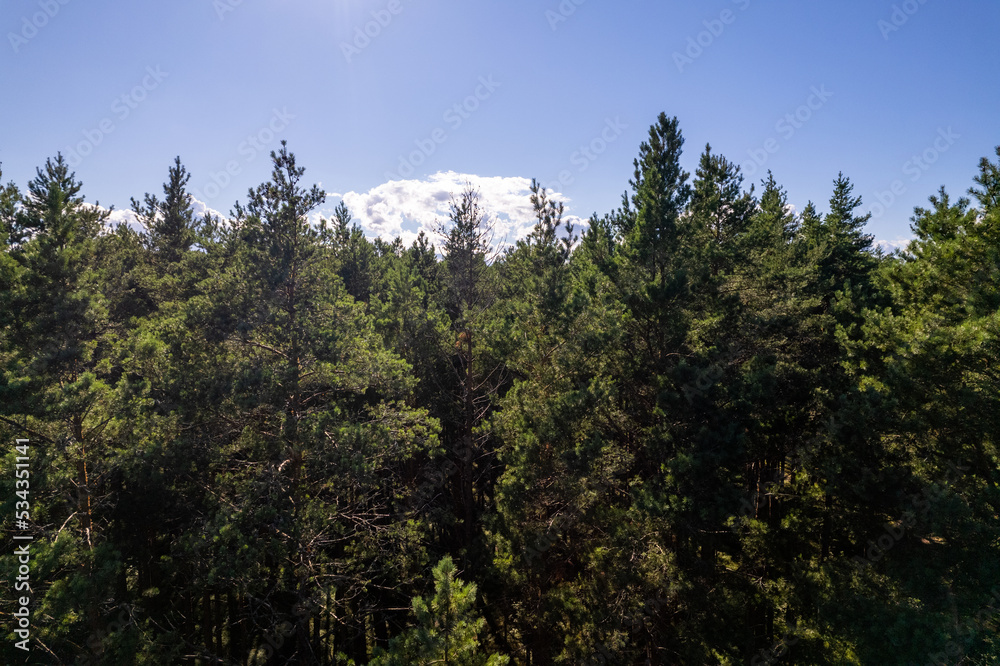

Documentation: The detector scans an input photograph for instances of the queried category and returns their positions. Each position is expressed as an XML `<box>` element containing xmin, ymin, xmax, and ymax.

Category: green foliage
<box><xmin>1</xmin><ymin>131</ymin><xmax>998</xmax><ymax>666</ymax></box>
<box><xmin>370</xmin><ymin>556</ymin><xmax>509</xmax><ymax>666</ymax></box>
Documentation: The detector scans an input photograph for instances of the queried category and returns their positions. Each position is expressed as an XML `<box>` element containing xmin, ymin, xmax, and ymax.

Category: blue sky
<box><xmin>2</xmin><ymin>0</ymin><xmax>998</xmax><ymax>248</ymax></box>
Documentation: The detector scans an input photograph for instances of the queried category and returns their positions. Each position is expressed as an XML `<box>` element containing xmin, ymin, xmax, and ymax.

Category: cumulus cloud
<box><xmin>86</xmin><ymin>176</ymin><xmax>583</xmax><ymax>252</ymax></box>
<box><xmin>875</xmin><ymin>237</ymin><xmax>912</xmax><ymax>253</ymax></box>
<box><xmin>81</xmin><ymin>203</ymin><xmax>141</xmax><ymax>234</ymax></box>
<box><xmin>190</xmin><ymin>197</ymin><xmax>227</xmax><ymax>221</ymax></box>
<box><xmin>87</xmin><ymin>196</ymin><xmax>227</xmax><ymax>235</ymax></box>
<box><xmin>330</xmin><ymin>171</ymin><xmax>584</xmax><ymax>250</ymax></box>
<box><xmin>105</xmin><ymin>207</ymin><xmax>141</xmax><ymax>232</ymax></box>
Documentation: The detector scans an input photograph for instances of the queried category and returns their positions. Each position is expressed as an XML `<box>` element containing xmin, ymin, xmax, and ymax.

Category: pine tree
<box><xmin>0</xmin><ymin>155</ymin><xmax>128</xmax><ymax>660</ymax></box>
<box><xmin>371</xmin><ymin>556</ymin><xmax>509</xmax><ymax>666</ymax></box>
<box><xmin>813</xmin><ymin>172</ymin><xmax>878</xmax><ymax>297</ymax></box>
<box><xmin>4</xmin><ymin>113</ymin><xmax>1000</xmax><ymax>666</ymax></box>
<box><xmin>969</xmin><ymin>145</ymin><xmax>1000</xmax><ymax>214</ymax></box>
<box><xmin>690</xmin><ymin>143</ymin><xmax>755</xmax><ymax>275</ymax></box>
<box><xmin>327</xmin><ymin>200</ymin><xmax>378</xmax><ymax>304</ymax></box>
<box><xmin>149</xmin><ymin>143</ymin><xmax>438</xmax><ymax>663</ymax></box>
<box><xmin>435</xmin><ymin>185</ymin><xmax>505</xmax><ymax>553</ymax></box>
<box><xmin>132</xmin><ymin>156</ymin><xmax>197</xmax><ymax>265</ymax></box>
<box><xmin>624</xmin><ymin>112</ymin><xmax>692</xmax><ymax>278</ymax></box>
<box><xmin>0</xmin><ymin>166</ymin><xmax>22</xmax><ymax>331</ymax></box>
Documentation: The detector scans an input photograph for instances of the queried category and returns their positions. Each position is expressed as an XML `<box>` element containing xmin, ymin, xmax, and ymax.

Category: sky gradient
<box><xmin>2</xmin><ymin>0</ymin><xmax>998</xmax><ymax>249</ymax></box>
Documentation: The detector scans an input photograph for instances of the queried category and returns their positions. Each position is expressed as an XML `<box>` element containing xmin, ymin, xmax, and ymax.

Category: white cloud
<box><xmin>105</xmin><ymin>207</ymin><xmax>141</xmax><ymax>232</ymax></box>
<box><xmin>330</xmin><ymin>171</ymin><xmax>585</xmax><ymax>251</ymax></box>
<box><xmin>87</xmin><ymin>196</ymin><xmax>227</xmax><ymax>235</ymax></box>
<box><xmin>876</xmin><ymin>237</ymin><xmax>912</xmax><ymax>253</ymax></box>
<box><xmin>82</xmin><ymin>203</ymin><xmax>141</xmax><ymax>234</ymax></box>
<box><xmin>190</xmin><ymin>197</ymin><xmax>227</xmax><ymax>221</ymax></box>
<box><xmin>87</xmin><ymin>175</ymin><xmax>585</xmax><ymax>252</ymax></box>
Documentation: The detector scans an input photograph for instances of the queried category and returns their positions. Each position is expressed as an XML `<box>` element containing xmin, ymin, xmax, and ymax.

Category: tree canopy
<box><xmin>2</xmin><ymin>126</ymin><xmax>999</xmax><ymax>665</ymax></box>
